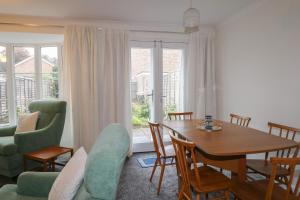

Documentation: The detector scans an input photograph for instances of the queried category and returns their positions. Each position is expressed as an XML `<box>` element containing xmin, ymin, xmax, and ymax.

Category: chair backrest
<box><xmin>148</xmin><ymin>122</ymin><xmax>166</xmax><ymax>158</ymax></box>
<box><xmin>265</xmin><ymin>122</ymin><xmax>300</xmax><ymax>160</ymax></box>
<box><xmin>169</xmin><ymin>133</ymin><xmax>200</xmax><ymax>200</ymax></box>
<box><xmin>230</xmin><ymin>113</ymin><xmax>251</xmax><ymax>127</ymax></box>
<box><xmin>168</xmin><ymin>112</ymin><xmax>193</xmax><ymax>120</ymax></box>
<box><xmin>29</xmin><ymin>100</ymin><xmax>66</xmax><ymax>145</ymax></box>
<box><xmin>265</xmin><ymin>157</ymin><xmax>300</xmax><ymax>200</ymax></box>
<box><xmin>29</xmin><ymin>100</ymin><xmax>66</xmax><ymax>130</ymax></box>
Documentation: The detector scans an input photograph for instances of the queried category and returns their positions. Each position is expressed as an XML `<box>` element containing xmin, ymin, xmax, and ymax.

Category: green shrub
<box><xmin>132</xmin><ymin>101</ymin><xmax>150</xmax><ymax>127</ymax></box>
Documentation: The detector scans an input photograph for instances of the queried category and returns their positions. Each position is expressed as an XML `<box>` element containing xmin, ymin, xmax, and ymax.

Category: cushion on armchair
<box><xmin>15</xmin><ymin>112</ymin><xmax>39</xmax><ymax>133</ymax></box>
<box><xmin>0</xmin><ymin>137</ymin><xmax>17</xmax><ymax>156</ymax></box>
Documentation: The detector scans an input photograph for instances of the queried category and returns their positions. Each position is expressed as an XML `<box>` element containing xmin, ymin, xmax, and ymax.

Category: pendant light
<box><xmin>183</xmin><ymin>0</ymin><xmax>200</xmax><ymax>33</ymax></box>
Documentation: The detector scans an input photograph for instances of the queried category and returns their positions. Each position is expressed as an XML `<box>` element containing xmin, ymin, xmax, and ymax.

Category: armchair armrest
<box><xmin>17</xmin><ymin>172</ymin><xmax>59</xmax><ymax>197</ymax></box>
<box><xmin>0</xmin><ymin>126</ymin><xmax>16</xmax><ymax>137</ymax></box>
<box><xmin>14</xmin><ymin>115</ymin><xmax>60</xmax><ymax>154</ymax></box>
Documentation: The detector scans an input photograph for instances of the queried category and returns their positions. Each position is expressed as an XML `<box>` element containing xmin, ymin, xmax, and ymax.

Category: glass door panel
<box><xmin>162</xmin><ymin>48</ymin><xmax>184</xmax><ymax>119</ymax></box>
<box><xmin>130</xmin><ymin>47</ymin><xmax>154</xmax><ymax>146</ymax></box>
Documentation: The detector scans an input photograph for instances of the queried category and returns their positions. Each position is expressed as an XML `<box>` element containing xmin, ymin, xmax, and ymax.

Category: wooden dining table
<box><xmin>161</xmin><ymin>119</ymin><xmax>298</xmax><ymax>181</ymax></box>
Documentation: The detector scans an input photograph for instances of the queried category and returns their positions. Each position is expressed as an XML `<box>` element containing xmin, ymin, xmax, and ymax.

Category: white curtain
<box><xmin>62</xmin><ymin>26</ymin><xmax>131</xmax><ymax>152</ymax></box>
<box><xmin>184</xmin><ymin>31</ymin><xmax>217</xmax><ymax>118</ymax></box>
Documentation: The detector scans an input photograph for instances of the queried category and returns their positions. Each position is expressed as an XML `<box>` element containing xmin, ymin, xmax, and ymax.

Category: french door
<box><xmin>130</xmin><ymin>41</ymin><xmax>186</xmax><ymax>152</ymax></box>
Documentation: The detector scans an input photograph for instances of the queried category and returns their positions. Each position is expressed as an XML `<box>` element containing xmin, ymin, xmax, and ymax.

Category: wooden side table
<box><xmin>23</xmin><ymin>146</ymin><xmax>73</xmax><ymax>172</ymax></box>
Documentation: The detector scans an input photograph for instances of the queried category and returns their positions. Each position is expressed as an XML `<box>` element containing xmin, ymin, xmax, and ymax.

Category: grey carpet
<box><xmin>117</xmin><ymin>153</ymin><xmax>178</xmax><ymax>200</ymax></box>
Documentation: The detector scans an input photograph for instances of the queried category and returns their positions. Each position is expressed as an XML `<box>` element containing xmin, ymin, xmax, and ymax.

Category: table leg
<box><xmin>43</xmin><ymin>161</ymin><xmax>48</xmax><ymax>172</ymax></box>
<box><xmin>52</xmin><ymin>159</ymin><xmax>55</xmax><ymax>172</ymax></box>
<box><xmin>238</xmin><ymin>157</ymin><xmax>246</xmax><ymax>181</ymax></box>
<box><xmin>23</xmin><ymin>157</ymin><xmax>27</xmax><ymax>171</ymax></box>
<box><xmin>231</xmin><ymin>156</ymin><xmax>246</xmax><ymax>182</ymax></box>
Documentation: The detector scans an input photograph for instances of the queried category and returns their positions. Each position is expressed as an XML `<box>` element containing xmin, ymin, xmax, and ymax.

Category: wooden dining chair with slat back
<box><xmin>247</xmin><ymin>122</ymin><xmax>300</xmax><ymax>184</ymax></box>
<box><xmin>148</xmin><ymin>121</ymin><xmax>176</xmax><ymax>195</ymax></box>
<box><xmin>168</xmin><ymin>112</ymin><xmax>193</xmax><ymax>120</ymax></box>
<box><xmin>230</xmin><ymin>113</ymin><xmax>251</xmax><ymax>127</ymax></box>
<box><xmin>231</xmin><ymin>157</ymin><xmax>300</xmax><ymax>200</ymax></box>
<box><xmin>169</xmin><ymin>132</ymin><xmax>230</xmax><ymax>200</ymax></box>
<box><xmin>168</xmin><ymin>112</ymin><xmax>193</xmax><ymax>137</ymax></box>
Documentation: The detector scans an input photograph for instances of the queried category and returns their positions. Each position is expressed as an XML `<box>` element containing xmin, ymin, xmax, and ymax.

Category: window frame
<box><xmin>0</xmin><ymin>42</ymin><xmax>63</xmax><ymax>126</ymax></box>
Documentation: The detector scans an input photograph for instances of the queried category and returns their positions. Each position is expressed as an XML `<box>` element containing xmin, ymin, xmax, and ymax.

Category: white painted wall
<box><xmin>216</xmin><ymin>0</ymin><xmax>300</xmax><ymax>132</ymax></box>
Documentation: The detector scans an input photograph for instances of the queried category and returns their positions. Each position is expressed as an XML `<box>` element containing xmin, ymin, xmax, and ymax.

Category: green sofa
<box><xmin>0</xmin><ymin>123</ymin><xmax>130</xmax><ymax>200</ymax></box>
<box><xmin>0</xmin><ymin>100</ymin><xmax>67</xmax><ymax>177</ymax></box>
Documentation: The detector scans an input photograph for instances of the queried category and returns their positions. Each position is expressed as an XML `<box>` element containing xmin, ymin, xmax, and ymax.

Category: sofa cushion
<box><xmin>83</xmin><ymin>123</ymin><xmax>130</xmax><ymax>200</ymax></box>
<box><xmin>0</xmin><ymin>136</ymin><xmax>17</xmax><ymax>156</ymax></box>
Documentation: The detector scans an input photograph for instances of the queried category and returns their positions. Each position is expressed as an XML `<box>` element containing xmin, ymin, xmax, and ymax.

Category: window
<box><xmin>0</xmin><ymin>46</ymin><xmax>8</xmax><ymax>125</ymax></box>
<box><xmin>0</xmin><ymin>44</ymin><xmax>62</xmax><ymax>125</ymax></box>
<box><xmin>41</xmin><ymin>47</ymin><xmax>59</xmax><ymax>99</ymax></box>
<box><xmin>14</xmin><ymin>46</ymin><xmax>36</xmax><ymax>114</ymax></box>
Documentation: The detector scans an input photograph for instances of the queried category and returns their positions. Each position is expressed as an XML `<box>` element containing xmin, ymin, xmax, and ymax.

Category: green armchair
<box><xmin>0</xmin><ymin>100</ymin><xmax>67</xmax><ymax>177</ymax></box>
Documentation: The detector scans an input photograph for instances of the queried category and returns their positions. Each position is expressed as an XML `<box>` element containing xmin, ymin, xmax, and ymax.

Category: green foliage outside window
<box><xmin>131</xmin><ymin>98</ymin><xmax>177</xmax><ymax>127</ymax></box>
<box><xmin>132</xmin><ymin>101</ymin><xmax>150</xmax><ymax>127</ymax></box>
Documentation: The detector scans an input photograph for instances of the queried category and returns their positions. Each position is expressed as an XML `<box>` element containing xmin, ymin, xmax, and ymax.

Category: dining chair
<box><xmin>148</xmin><ymin>121</ymin><xmax>176</xmax><ymax>195</ymax></box>
<box><xmin>231</xmin><ymin>157</ymin><xmax>300</xmax><ymax>200</ymax></box>
<box><xmin>168</xmin><ymin>112</ymin><xmax>193</xmax><ymax>120</ymax></box>
<box><xmin>247</xmin><ymin>122</ymin><xmax>300</xmax><ymax>184</ymax></box>
<box><xmin>169</xmin><ymin>133</ymin><xmax>230</xmax><ymax>200</ymax></box>
<box><xmin>230</xmin><ymin>113</ymin><xmax>251</xmax><ymax>127</ymax></box>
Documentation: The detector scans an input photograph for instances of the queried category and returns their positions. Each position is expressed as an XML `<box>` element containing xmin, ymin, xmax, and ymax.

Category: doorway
<box><xmin>130</xmin><ymin>41</ymin><xmax>186</xmax><ymax>152</ymax></box>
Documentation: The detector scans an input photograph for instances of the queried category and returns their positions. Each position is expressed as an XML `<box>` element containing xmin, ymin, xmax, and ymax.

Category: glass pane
<box><xmin>130</xmin><ymin>48</ymin><xmax>153</xmax><ymax>144</ymax></box>
<box><xmin>0</xmin><ymin>46</ymin><xmax>9</xmax><ymax>124</ymax></box>
<box><xmin>14</xmin><ymin>47</ymin><xmax>35</xmax><ymax>114</ymax></box>
<box><xmin>162</xmin><ymin>49</ymin><xmax>183</xmax><ymax>119</ymax></box>
<box><xmin>41</xmin><ymin>47</ymin><xmax>59</xmax><ymax>98</ymax></box>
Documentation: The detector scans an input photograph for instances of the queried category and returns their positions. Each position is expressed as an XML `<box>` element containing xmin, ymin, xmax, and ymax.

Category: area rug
<box><xmin>137</xmin><ymin>157</ymin><xmax>174</xmax><ymax>168</ymax></box>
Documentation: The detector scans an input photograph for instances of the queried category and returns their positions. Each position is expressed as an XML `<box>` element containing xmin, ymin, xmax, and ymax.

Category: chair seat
<box><xmin>190</xmin><ymin>166</ymin><xmax>230</xmax><ymax>193</ymax></box>
<box><xmin>0</xmin><ymin>137</ymin><xmax>18</xmax><ymax>156</ymax></box>
<box><xmin>247</xmin><ymin>159</ymin><xmax>290</xmax><ymax>177</ymax></box>
<box><xmin>231</xmin><ymin>179</ymin><xmax>297</xmax><ymax>200</ymax></box>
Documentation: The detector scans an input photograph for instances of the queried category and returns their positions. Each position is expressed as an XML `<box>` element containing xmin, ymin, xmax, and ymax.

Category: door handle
<box><xmin>147</xmin><ymin>91</ymin><xmax>153</xmax><ymax>96</ymax></box>
<box><xmin>147</xmin><ymin>90</ymin><xmax>154</xmax><ymax>101</ymax></box>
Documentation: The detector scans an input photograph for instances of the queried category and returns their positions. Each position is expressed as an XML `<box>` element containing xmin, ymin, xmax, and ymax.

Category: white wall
<box><xmin>216</xmin><ymin>0</ymin><xmax>300</xmax><ymax>131</ymax></box>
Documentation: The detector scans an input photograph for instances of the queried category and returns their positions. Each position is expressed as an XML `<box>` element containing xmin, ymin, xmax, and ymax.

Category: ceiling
<box><xmin>0</xmin><ymin>0</ymin><xmax>258</xmax><ymax>26</ymax></box>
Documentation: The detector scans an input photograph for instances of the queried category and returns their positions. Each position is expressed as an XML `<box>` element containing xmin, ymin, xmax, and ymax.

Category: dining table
<box><xmin>161</xmin><ymin>119</ymin><xmax>298</xmax><ymax>181</ymax></box>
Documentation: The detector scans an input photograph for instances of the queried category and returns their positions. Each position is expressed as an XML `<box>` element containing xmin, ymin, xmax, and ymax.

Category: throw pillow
<box><xmin>15</xmin><ymin>111</ymin><xmax>39</xmax><ymax>133</ymax></box>
<box><xmin>48</xmin><ymin>147</ymin><xmax>87</xmax><ymax>200</ymax></box>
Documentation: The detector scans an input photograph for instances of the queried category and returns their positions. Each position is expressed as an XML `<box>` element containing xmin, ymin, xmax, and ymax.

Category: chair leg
<box><xmin>196</xmin><ymin>193</ymin><xmax>201</xmax><ymax>200</ymax></box>
<box><xmin>225</xmin><ymin>190</ymin><xmax>230</xmax><ymax>200</ymax></box>
<box><xmin>150</xmin><ymin>158</ymin><xmax>159</xmax><ymax>182</ymax></box>
<box><xmin>157</xmin><ymin>163</ymin><xmax>165</xmax><ymax>195</ymax></box>
<box><xmin>178</xmin><ymin>189</ymin><xmax>184</xmax><ymax>200</ymax></box>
